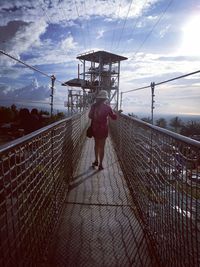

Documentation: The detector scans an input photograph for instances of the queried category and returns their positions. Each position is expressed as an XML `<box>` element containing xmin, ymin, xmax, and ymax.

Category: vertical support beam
<box><xmin>120</xmin><ymin>92</ymin><xmax>123</xmax><ymax>111</ymax></box>
<box><xmin>68</xmin><ymin>89</ymin><xmax>70</xmax><ymax>115</ymax></box>
<box><xmin>150</xmin><ymin>82</ymin><xmax>155</xmax><ymax>173</ymax></box>
<box><xmin>78</xmin><ymin>64</ymin><xmax>80</xmax><ymax>79</ymax></box>
<box><xmin>90</xmin><ymin>60</ymin><xmax>92</xmax><ymax>85</ymax></box>
<box><xmin>116</xmin><ymin>61</ymin><xmax>121</xmax><ymax>111</ymax></box>
<box><xmin>83</xmin><ymin>60</ymin><xmax>85</xmax><ymax>82</ymax></box>
<box><xmin>151</xmin><ymin>82</ymin><xmax>155</xmax><ymax>125</ymax></box>
<box><xmin>108</xmin><ymin>61</ymin><xmax>112</xmax><ymax>102</ymax></box>
<box><xmin>50</xmin><ymin>75</ymin><xmax>56</xmax><ymax>117</ymax></box>
<box><xmin>99</xmin><ymin>54</ymin><xmax>102</xmax><ymax>92</ymax></box>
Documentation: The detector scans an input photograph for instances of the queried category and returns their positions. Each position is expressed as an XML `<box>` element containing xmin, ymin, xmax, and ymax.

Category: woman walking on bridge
<box><xmin>89</xmin><ymin>90</ymin><xmax>117</xmax><ymax>170</ymax></box>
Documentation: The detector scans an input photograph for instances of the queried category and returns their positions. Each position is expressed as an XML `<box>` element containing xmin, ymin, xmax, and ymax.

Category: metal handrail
<box><xmin>121</xmin><ymin>113</ymin><xmax>200</xmax><ymax>147</ymax></box>
<box><xmin>110</xmin><ymin>113</ymin><xmax>200</xmax><ymax>267</ymax></box>
<box><xmin>0</xmin><ymin>110</ymin><xmax>89</xmax><ymax>266</ymax></box>
<box><xmin>0</xmin><ymin>114</ymin><xmax>82</xmax><ymax>153</ymax></box>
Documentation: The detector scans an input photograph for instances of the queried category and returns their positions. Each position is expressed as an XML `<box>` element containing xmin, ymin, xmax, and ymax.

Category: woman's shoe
<box><xmin>92</xmin><ymin>161</ymin><xmax>98</xmax><ymax>167</ymax></box>
<box><xmin>98</xmin><ymin>165</ymin><xmax>104</xmax><ymax>171</ymax></box>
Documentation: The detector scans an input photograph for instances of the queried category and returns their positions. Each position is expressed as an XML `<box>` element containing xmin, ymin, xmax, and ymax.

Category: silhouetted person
<box><xmin>89</xmin><ymin>90</ymin><xmax>117</xmax><ymax>170</ymax></box>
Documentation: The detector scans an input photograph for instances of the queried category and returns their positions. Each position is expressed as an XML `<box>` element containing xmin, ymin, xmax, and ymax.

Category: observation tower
<box><xmin>62</xmin><ymin>50</ymin><xmax>127</xmax><ymax>110</ymax></box>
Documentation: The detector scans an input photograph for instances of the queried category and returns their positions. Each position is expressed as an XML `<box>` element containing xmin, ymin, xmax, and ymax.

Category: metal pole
<box><xmin>83</xmin><ymin>60</ymin><xmax>85</xmax><ymax>82</ymax></box>
<box><xmin>150</xmin><ymin>82</ymin><xmax>155</xmax><ymax>173</ymax></box>
<box><xmin>120</xmin><ymin>92</ymin><xmax>123</xmax><ymax>111</ymax></box>
<box><xmin>50</xmin><ymin>75</ymin><xmax>56</xmax><ymax>117</ymax></box>
<box><xmin>117</xmin><ymin>61</ymin><xmax>121</xmax><ymax>111</ymax></box>
<box><xmin>151</xmin><ymin>82</ymin><xmax>155</xmax><ymax>125</ymax></box>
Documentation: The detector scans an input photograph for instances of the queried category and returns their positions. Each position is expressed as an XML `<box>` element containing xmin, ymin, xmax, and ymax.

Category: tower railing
<box><xmin>0</xmin><ymin>110</ymin><xmax>88</xmax><ymax>266</ymax></box>
<box><xmin>110</xmin><ymin>113</ymin><xmax>200</xmax><ymax>267</ymax></box>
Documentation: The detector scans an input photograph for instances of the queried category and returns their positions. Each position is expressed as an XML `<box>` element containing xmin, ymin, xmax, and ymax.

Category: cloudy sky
<box><xmin>0</xmin><ymin>0</ymin><xmax>200</xmax><ymax>116</ymax></box>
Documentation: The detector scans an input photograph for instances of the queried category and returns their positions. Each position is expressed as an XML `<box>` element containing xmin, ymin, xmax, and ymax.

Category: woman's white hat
<box><xmin>96</xmin><ymin>90</ymin><xmax>108</xmax><ymax>99</ymax></box>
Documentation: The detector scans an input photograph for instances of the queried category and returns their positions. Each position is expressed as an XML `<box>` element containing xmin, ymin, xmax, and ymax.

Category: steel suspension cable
<box><xmin>123</xmin><ymin>85</ymin><xmax>150</xmax><ymax>94</ymax></box>
<box><xmin>73</xmin><ymin>0</ymin><xmax>86</xmax><ymax>50</ymax></box>
<box><xmin>122</xmin><ymin>0</ymin><xmax>148</xmax><ymax>54</ymax></box>
<box><xmin>130</xmin><ymin>0</ymin><xmax>173</xmax><ymax>60</ymax></box>
<box><xmin>155</xmin><ymin>69</ymin><xmax>200</xmax><ymax>86</ymax></box>
<box><xmin>0</xmin><ymin>50</ymin><xmax>64</xmax><ymax>84</ymax></box>
<box><xmin>110</xmin><ymin>0</ymin><xmax>122</xmax><ymax>51</ymax></box>
<box><xmin>83</xmin><ymin>1</ymin><xmax>91</xmax><ymax>50</ymax></box>
<box><xmin>38</xmin><ymin>0</ymin><xmax>52</xmax><ymax>24</ymax></box>
<box><xmin>122</xmin><ymin>69</ymin><xmax>200</xmax><ymax>94</ymax></box>
<box><xmin>114</xmin><ymin>0</ymin><xmax>134</xmax><ymax>51</ymax></box>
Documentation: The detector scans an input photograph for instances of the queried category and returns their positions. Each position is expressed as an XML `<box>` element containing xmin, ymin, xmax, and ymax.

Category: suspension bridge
<box><xmin>0</xmin><ymin>50</ymin><xmax>200</xmax><ymax>267</ymax></box>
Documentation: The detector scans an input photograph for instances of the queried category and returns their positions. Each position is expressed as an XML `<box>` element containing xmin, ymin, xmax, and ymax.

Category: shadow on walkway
<box><xmin>46</xmin><ymin>137</ymin><xmax>157</xmax><ymax>267</ymax></box>
<box><xmin>68</xmin><ymin>168</ymin><xmax>99</xmax><ymax>191</ymax></box>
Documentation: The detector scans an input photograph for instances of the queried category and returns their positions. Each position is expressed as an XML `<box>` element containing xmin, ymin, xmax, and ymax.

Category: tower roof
<box><xmin>77</xmin><ymin>50</ymin><xmax>127</xmax><ymax>64</ymax></box>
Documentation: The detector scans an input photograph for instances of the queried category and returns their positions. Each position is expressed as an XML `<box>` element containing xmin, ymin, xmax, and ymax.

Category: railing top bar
<box><xmin>0</xmin><ymin>50</ymin><xmax>64</xmax><ymax>84</ymax></box>
<box><xmin>122</xmin><ymin>69</ymin><xmax>200</xmax><ymax>94</ymax></box>
<box><xmin>121</xmin><ymin>113</ymin><xmax>200</xmax><ymax>148</ymax></box>
<box><xmin>0</xmin><ymin>111</ymin><xmax>85</xmax><ymax>154</ymax></box>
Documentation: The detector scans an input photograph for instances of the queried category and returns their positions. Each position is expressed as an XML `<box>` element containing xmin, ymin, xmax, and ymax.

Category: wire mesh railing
<box><xmin>110</xmin><ymin>113</ymin><xmax>200</xmax><ymax>267</ymax></box>
<box><xmin>0</xmin><ymin>110</ymin><xmax>89</xmax><ymax>267</ymax></box>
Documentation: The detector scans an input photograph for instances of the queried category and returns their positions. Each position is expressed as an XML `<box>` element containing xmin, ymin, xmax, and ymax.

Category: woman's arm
<box><xmin>108</xmin><ymin>107</ymin><xmax>117</xmax><ymax>120</ymax></box>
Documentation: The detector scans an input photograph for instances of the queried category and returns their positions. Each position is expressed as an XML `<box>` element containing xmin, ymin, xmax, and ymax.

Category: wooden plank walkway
<box><xmin>46</xmin><ymin>137</ymin><xmax>157</xmax><ymax>267</ymax></box>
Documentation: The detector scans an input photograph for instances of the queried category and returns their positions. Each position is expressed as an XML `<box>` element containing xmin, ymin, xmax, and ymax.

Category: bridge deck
<box><xmin>46</xmin><ymin>137</ymin><xmax>157</xmax><ymax>266</ymax></box>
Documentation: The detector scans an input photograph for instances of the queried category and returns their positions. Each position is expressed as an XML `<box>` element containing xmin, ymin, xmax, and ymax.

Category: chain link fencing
<box><xmin>110</xmin><ymin>113</ymin><xmax>200</xmax><ymax>267</ymax></box>
<box><xmin>0</xmin><ymin>110</ymin><xmax>89</xmax><ymax>267</ymax></box>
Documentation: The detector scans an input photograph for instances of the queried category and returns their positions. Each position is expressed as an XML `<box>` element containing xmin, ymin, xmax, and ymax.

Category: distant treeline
<box><xmin>0</xmin><ymin>105</ymin><xmax>66</xmax><ymax>143</ymax></box>
<box><xmin>128</xmin><ymin>113</ymin><xmax>200</xmax><ymax>140</ymax></box>
<box><xmin>0</xmin><ymin>105</ymin><xmax>65</xmax><ymax>125</ymax></box>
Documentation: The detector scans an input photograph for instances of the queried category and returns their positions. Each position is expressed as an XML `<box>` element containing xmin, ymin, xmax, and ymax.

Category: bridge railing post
<box><xmin>50</xmin><ymin>75</ymin><xmax>56</xmax><ymax>118</ymax></box>
<box><xmin>150</xmin><ymin>82</ymin><xmax>155</xmax><ymax>125</ymax></box>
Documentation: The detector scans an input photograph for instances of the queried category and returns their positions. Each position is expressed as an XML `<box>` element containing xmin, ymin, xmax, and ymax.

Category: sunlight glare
<box><xmin>180</xmin><ymin>16</ymin><xmax>200</xmax><ymax>56</ymax></box>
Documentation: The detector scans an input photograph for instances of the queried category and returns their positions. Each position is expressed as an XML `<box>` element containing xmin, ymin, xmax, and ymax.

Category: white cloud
<box><xmin>0</xmin><ymin>78</ymin><xmax>50</xmax><ymax>102</ymax></box>
<box><xmin>159</xmin><ymin>24</ymin><xmax>171</xmax><ymax>38</ymax></box>
<box><xmin>118</xmin><ymin>50</ymin><xmax>200</xmax><ymax>114</ymax></box>
<box><xmin>0</xmin><ymin>19</ymin><xmax>47</xmax><ymax>67</ymax></box>
<box><xmin>0</xmin><ymin>0</ymin><xmax>161</xmax><ymax>69</ymax></box>
<box><xmin>136</xmin><ymin>15</ymin><xmax>157</xmax><ymax>28</ymax></box>
<box><xmin>0</xmin><ymin>18</ymin><xmax>78</xmax><ymax>73</ymax></box>
<box><xmin>61</xmin><ymin>35</ymin><xmax>78</xmax><ymax>50</ymax></box>
<box><xmin>0</xmin><ymin>64</ymin><xmax>34</xmax><ymax>79</ymax></box>
<box><xmin>26</xmin><ymin>35</ymin><xmax>79</xmax><ymax>66</ymax></box>
<box><xmin>0</xmin><ymin>0</ymin><xmax>160</xmax><ymax>26</ymax></box>
<box><xmin>0</xmin><ymin>83</ymin><xmax>12</xmax><ymax>94</ymax></box>
<box><xmin>96</xmin><ymin>29</ymin><xmax>104</xmax><ymax>39</ymax></box>
<box><xmin>0</xmin><ymin>0</ymin><xmax>199</xmax><ymax>115</ymax></box>
<box><xmin>121</xmin><ymin>52</ymin><xmax>200</xmax><ymax>86</ymax></box>
<box><xmin>11</xmin><ymin>19</ymin><xmax>47</xmax><ymax>54</ymax></box>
